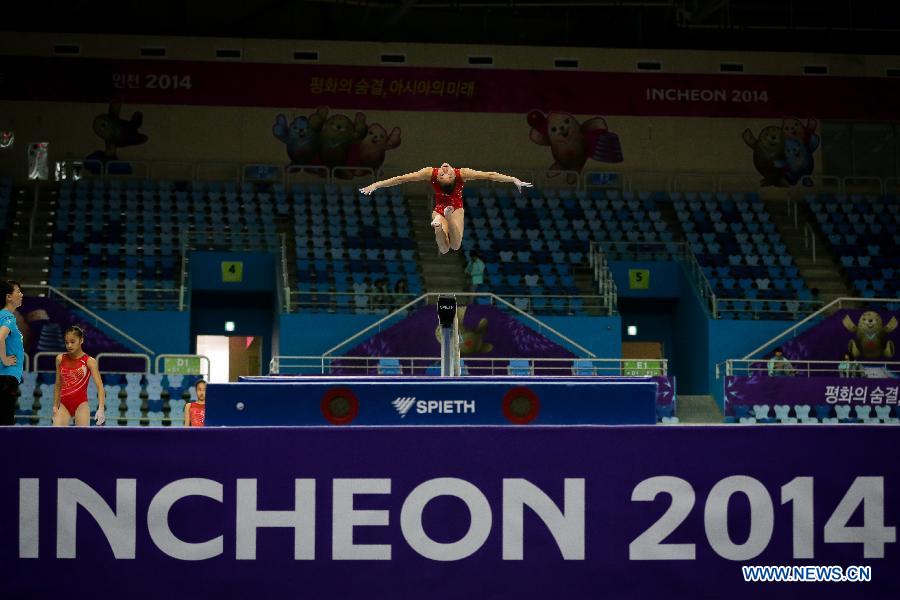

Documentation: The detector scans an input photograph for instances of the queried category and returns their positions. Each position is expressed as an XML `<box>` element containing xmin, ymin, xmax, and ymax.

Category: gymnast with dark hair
<box><xmin>360</xmin><ymin>163</ymin><xmax>531</xmax><ymax>254</ymax></box>
<box><xmin>184</xmin><ymin>379</ymin><xmax>207</xmax><ymax>427</ymax></box>
<box><xmin>53</xmin><ymin>325</ymin><xmax>105</xmax><ymax>426</ymax></box>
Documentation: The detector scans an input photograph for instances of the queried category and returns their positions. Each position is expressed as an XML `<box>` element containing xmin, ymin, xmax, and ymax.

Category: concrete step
<box><xmin>802</xmin><ymin>270</ymin><xmax>843</xmax><ymax>278</ymax></box>
<box><xmin>419</xmin><ymin>260</ymin><xmax>450</xmax><ymax>270</ymax></box>
<box><xmin>9</xmin><ymin>235</ymin><xmax>54</xmax><ymax>249</ymax></box>
<box><xmin>806</xmin><ymin>283</ymin><xmax>846</xmax><ymax>292</ymax></box>
<box><xmin>6</xmin><ymin>255</ymin><xmax>48</xmax><ymax>265</ymax></box>
<box><xmin>427</xmin><ymin>279</ymin><xmax>467</xmax><ymax>291</ymax></box>
<box><xmin>806</xmin><ymin>279</ymin><xmax>847</xmax><ymax>295</ymax></box>
<box><xmin>5</xmin><ymin>261</ymin><xmax>47</xmax><ymax>271</ymax></box>
<box><xmin>805</xmin><ymin>281</ymin><xmax>848</xmax><ymax>291</ymax></box>
<box><xmin>4</xmin><ymin>268</ymin><xmax>48</xmax><ymax>282</ymax></box>
<box><xmin>12</xmin><ymin>224</ymin><xmax>54</xmax><ymax>235</ymax></box>
<box><xmin>657</xmin><ymin>206</ymin><xmax>685</xmax><ymax>242</ymax></box>
<box><xmin>409</xmin><ymin>194</ymin><xmax>468</xmax><ymax>294</ymax></box>
<box><xmin>794</xmin><ymin>256</ymin><xmax>839</xmax><ymax>267</ymax></box>
<box><xmin>676</xmin><ymin>395</ymin><xmax>723</xmax><ymax>424</ymax></box>
<box><xmin>780</xmin><ymin>234</ymin><xmax>806</xmax><ymax>244</ymax></box>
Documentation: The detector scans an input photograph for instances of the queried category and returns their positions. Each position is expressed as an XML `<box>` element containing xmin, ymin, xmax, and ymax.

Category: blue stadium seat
<box><xmin>507</xmin><ymin>359</ymin><xmax>532</xmax><ymax>376</ymax></box>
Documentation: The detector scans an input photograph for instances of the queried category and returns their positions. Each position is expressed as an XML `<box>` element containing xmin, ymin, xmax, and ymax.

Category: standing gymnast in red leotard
<box><xmin>183</xmin><ymin>379</ymin><xmax>207</xmax><ymax>427</ymax></box>
<box><xmin>360</xmin><ymin>163</ymin><xmax>531</xmax><ymax>254</ymax></box>
<box><xmin>53</xmin><ymin>325</ymin><xmax>105</xmax><ymax>426</ymax></box>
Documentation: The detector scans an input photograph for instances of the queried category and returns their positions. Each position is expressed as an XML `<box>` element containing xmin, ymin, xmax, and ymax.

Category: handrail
<box><xmin>588</xmin><ymin>241</ymin><xmax>618</xmax><ymax>314</ymax></box>
<box><xmin>292</xmin><ymin>290</ymin><xmax>605</xmax><ymax>304</ymax></box>
<box><xmin>785</xmin><ymin>193</ymin><xmax>800</xmax><ymax>231</ymax></box>
<box><xmin>600</xmin><ymin>240</ymin><xmax>681</xmax><ymax>261</ymax></box>
<box><xmin>52</xmin><ymin>287</ymin><xmax>181</xmax><ymax>301</ymax></box>
<box><xmin>715</xmin><ymin>297</ymin><xmax>824</xmax><ymax>316</ymax></box>
<box><xmin>803</xmin><ymin>223</ymin><xmax>817</xmax><ymax>264</ymax></box>
<box><xmin>270</xmin><ymin>355</ymin><xmax>668</xmax><ymax>376</ymax></box>
<box><xmin>286</xmin><ymin>164</ymin><xmax>331</xmax><ymax>184</ymax></box>
<box><xmin>105</xmin><ymin>160</ymin><xmax>150</xmax><ymax>180</ymax></box>
<box><xmin>36</xmin><ymin>166</ymin><xmax>900</xmax><ymax>202</ymax></box>
<box><xmin>590</xmin><ymin>239</ymin><xmax>718</xmax><ymax>317</ymax></box>
<box><xmin>841</xmin><ymin>176</ymin><xmax>884</xmax><ymax>195</ymax></box>
<box><xmin>178</xmin><ymin>230</ymin><xmax>281</xmax><ymax>251</ymax></box>
<box><xmin>322</xmin><ymin>294</ymin><xmax>429</xmax><ymax>356</ymax></box>
<box><xmin>679</xmin><ymin>242</ymin><xmax>718</xmax><ymax>318</ymax></box>
<box><xmin>28</xmin><ymin>182</ymin><xmax>40</xmax><ymax>249</ymax></box>
<box><xmin>195</xmin><ymin>162</ymin><xmax>241</xmax><ymax>183</ymax></box>
<box><xmin>331</xmin><ymin>166</ymin><xmax>376</xmax><ymax>183</ymax></box>
<box><xmin>724</xmin><ymin>358</ymin><xmax>900</xmax><ymax>378</ymax></box>
<box><xmin>31</xmin><ymin>352</ymin><xmax>151</xmax><ymax>374</ymax></box>
<box><xmin>716</xmin><ymin>173</ymin><xmax>764</xmax><ymax>193</ymax></box>
<box><xmin>22</xmin><ymin>284</ymin><xmax>157</xmax><ymax>355</ymax></box>
<box><xmin>279</xmin><ymin>231</ymin><xmax>291</xmax><ymax>313</ymax></box>
<box><xmin>149</xmin><ymin>160</ymin><xmax>194</xmax><ymax>181</ymax></box>
<box><xmin>80</xmin><ymin>159</ymin><xmax>105</xmax><ymax>180</ymax></box>
<box><xmin>672</xmin><ymin>172</ymin><xmax>717</xmax><ymax>193</ymax></box>
<box><xmin>582</xmin><ymin>170</ymin><xmax>624</xmax><ymax>191</ymax></box>
<box><xmin>291</xmin><ymin>290</ymin><xmax>616</xmax><ymax>315</ymax></box>
<box><xmin>740</xmin><ymin>296</ymin><xmax>900</xmax><ymax>360</ymax></box>
<box><xmin>153</xmin><ymin>354</ymin><xmax>211</xmax><ymax>380</ymax></box>
<box><xmin>485</xmin><ymin>292</ymin><xmax>597</xmax><ymax>357</ymax></box>
<box><xmin>322</xmin><ymin>292</ymin><xmax>599</xmax><ymax>358</ymax></box>
<box><xmin>178</xmin><ymin>249</ymin><xmax>188</xmax><ymax>312</ymax></box>
<box><xmin>808</xmin><ymin>175</ymin><xmax>842</xmax><ymax>192</ymax></box>
<box><xmin>17</xmin><ymin>412</ymin><xmax>185</xmax><ymax>425</ymax></box>
<box><xmin>32</xmin><ymin>352</ymin><xmax>57</xmax><ymax>373</ymax></box>
<box><xmin>885</xmin><ymin>177</ymin><xmax>900</xmax><ymax>195</ymax></box>
<box><xmin>242</xmin><ymin>163</ymin><xmax>286</xmax><ymax>186</ymax></box>
<box><xmin>96</xmin><ymin>352</ymin><xmax>151</xmax><ymax>374</ymax></box>
<box><xmin>532</xmin><ymin>169</ymin><xmax>583</xmax><ymax>191</ymax></box>
<box><xmin>621</xmin><ymin>171</ymin><xmax>671</xmax><ymax>193</ymax></box>
<box><xmin>289</xmin><ymin>294</ymin><xmax>423</xmax><ymax>316</ymax></box>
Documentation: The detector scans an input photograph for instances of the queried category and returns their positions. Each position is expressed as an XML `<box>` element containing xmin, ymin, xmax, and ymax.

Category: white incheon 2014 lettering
<box><xmin>19</xmin><ymin>477</ymin><xmax>584</xmax><ymax>562</ymax></box>
<box><xmin>25</xmin><ymin>475</ymin><xmax>891</xmax><ymax>563</ymax></box>
<box><xmin>646</xmin><ymin>88</ymin><xmax>728</xmax><ymax>102</ymax></box>
<box><xmin>148</xmin><ymin>478</ymin><xmax>223</xmax><ymax>560</ymax></box>
<box><xmin>630</xmin><ymin>475</ymin><xmax>895</xmax><ymax>561</ymax></box>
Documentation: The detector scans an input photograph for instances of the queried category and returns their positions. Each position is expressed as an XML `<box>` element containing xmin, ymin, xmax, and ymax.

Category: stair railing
<box><xmin>740</xmin><ymin>296</ymin><xmax>900</xmax><ymax>361</ymax></box>
<box><xmin>28</xmin><ymin>182</ymin><xmax>41</xmax><ymax>249</ymax></box>
<box><xmin>803</xmin><ymin>224</ymin><xmax>817</xmax><ymax>264</ymax></box>
<box><xmin>21</xmin><ymin>285</ymin><xmax>156</xmax><ymax>355</ymax></box>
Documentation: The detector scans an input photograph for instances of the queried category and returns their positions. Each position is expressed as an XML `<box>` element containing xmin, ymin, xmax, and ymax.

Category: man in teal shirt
<box><xmin>465</xmin><ymin>251</ymin><xmax>486</xmax><ymax>293</ymax></box>
<box><xmin>0</xmin><ymin>280</ymin><xmax>24</xmax><ymax>425</ymax></box>
<box><xmin>766</xmin><ymin>347</ymin><xmax>795</xmax><ymax>377</ymax></box>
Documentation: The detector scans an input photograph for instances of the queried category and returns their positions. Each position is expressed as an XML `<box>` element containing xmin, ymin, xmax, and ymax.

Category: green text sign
<box><xmin>163</xmin><ymin>357</ymin><xmax>202</xmax><ymax>375</ymax></box>
<box><xmin>622</xmin><ymin>359</ymin><xmax>661</xmax><ymax>376</ymax></box>
<box><xmin>221</xmin><ymin>261</ymin><xmax>244</xmax><ymax>283</ymax></box>
<box><xmin>628</xmin><ymin>269</ymin><xmax>650</xmax><ymax>290</ymax></box>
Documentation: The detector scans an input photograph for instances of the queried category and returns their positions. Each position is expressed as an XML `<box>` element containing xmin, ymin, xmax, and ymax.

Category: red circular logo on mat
<box><xmin>320</xmin><ymin>388</ymin><xmax>360</xmax><ymax>425</ymax></box>
<box><xmin>502</xmin><ymin>387</ymin><xmax>540</xmax><ymax>424</ymax></box>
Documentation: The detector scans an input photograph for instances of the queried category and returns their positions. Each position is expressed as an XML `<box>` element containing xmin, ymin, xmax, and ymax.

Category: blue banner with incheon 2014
<box><xmin>0</xmin><ymin>426</ymin><xmax>896</xmax><ymax>599</ymax></box>
<box><xmin>206</xmin><ymin>376</ymin><xmax>662</xmax><ymax>425</ymax></box>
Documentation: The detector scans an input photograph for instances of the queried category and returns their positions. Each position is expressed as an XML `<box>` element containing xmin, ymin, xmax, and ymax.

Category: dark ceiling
<box><xmin>12</xmin><ymin>1</ymin><xmax>900</xmax><ymax>55</ymax></box>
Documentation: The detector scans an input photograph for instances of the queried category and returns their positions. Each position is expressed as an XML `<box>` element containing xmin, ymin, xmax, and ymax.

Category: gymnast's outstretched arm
<box><xmin>459</xmin><ymin>168</ymin><xmax>532</xmax><ymax>193</ymax></box>
<box><xmin>359</xmin><ymin>167</ymin><xmax>432</xmax><ymax>195</ymax></box>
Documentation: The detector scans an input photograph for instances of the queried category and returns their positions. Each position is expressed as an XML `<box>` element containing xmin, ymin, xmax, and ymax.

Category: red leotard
<box><xmin>59</xmin><ymin>353</ymin><xmax>91</xmax><ymax>416</ymax></box>
<box><xmin>431</xmin><ymin>167</ymin><xmax>465</xmax><ymax>214</ymax></box>
<box><xmin>188</xmin><ymin>402</ymin><xmax>206</xmax><ymax>427</ymax></box>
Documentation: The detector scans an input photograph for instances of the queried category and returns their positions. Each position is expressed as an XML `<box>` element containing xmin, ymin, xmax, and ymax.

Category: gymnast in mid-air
<box><xmin>360</xmin><ymin>163</ymin><xmax>532</xmax><ymax>254</ymax></box>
